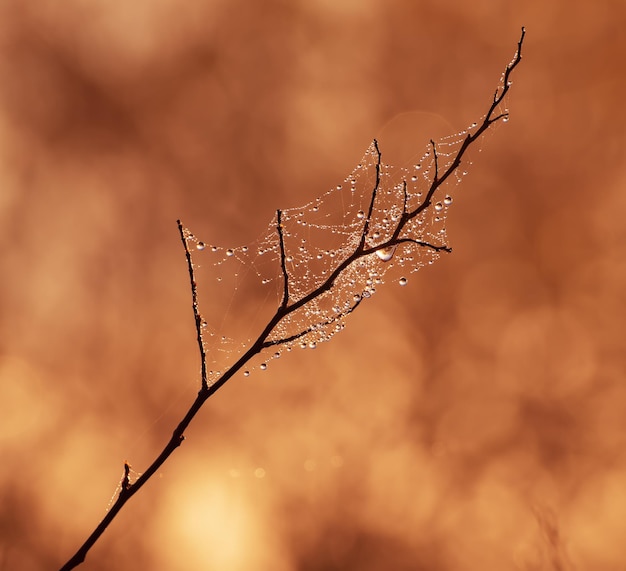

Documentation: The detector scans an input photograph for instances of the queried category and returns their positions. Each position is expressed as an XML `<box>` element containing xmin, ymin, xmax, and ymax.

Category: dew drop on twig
<box><xmin>376</xmin><ymin>246</ymin><xmax>396</xmax><ymax>262</ymax></box>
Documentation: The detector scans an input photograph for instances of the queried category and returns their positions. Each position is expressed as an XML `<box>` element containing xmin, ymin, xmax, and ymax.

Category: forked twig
<box><xmin>58</xmin><ymin>27</ymin><xmax>525</xmax><ymax>570</ymax></box>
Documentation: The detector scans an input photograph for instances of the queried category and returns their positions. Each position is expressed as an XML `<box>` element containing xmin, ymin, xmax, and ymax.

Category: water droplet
<box><xmin>260</xmin><ymin>363</ymin><xmax>267</xmax><ymax>370</ymax></box>
<box><xmin>353</xmin><ymin>293</ymin><xmax>361</xmax><ymax>302</ymax></box>
<box><xmin>308</xmin><ymin>341</ymin><xmax>317</xmax><ymax>349</ymax></box>
<box><xmin>273</xmin><ymin>352</ymin><xmax>281</xmax><ymax>359</ymax></box>
<box><xmin>434</xmin><ymin>202</ymin><xmax>444</xmax><ymax>212</ymax></box>
<box><xmin>226</xmin><ymin>249</ymin><xmax>234</xmax><ymax>257</ymax></box>
<box><xmin>242</xmin><ymin>246</ymin><xmax>248</xmax><ymax>252</ymax></box>
<box><xmin>196</xmin><ymin>242</ymin><xmax>206</xmax><ymax>250</ymax></box>
<box><xmin>376</xmin><ymin>246</ymin><xmax>396</xmax><ymax>262</ymax></box>
<box><xmin>357</xmin><ymin>210</ymin><xmax>365</xmax><ymax>219</ymax></box>
<box><xmin>444</xmin><ymin>196</ymin><xmax>453</xmax><ymax>205</ymax></box>
<box><xmin>286</xmin><ymin>255</ymin><xmax>293</xmax><ymax>262</ymax></box>
<box><xmin>300</xmin><ymin>342</ymin><xmax>307</xmax><ymax>349</ymax></box>
<box><xmin>411</xmin><ymin>175</ymin><xmax>418</xmax><ymax>182</ymax></box>
<box><xmin>211</xmin><ymin>246</ymin><xmax>218</xmax><ymax>252</ymax></box>
<box><xmin>399</xmin><ymin>277</ymin><xmax>408</xmax><ymax>286</ymax></box>
<box><xmin>502</xmin><ymin>116</ymin><xmax>509</xmax><ymax>122</ymax></box>
<box><xmin>243</xmin><ymin>370</ymin><xmax>250</xmax><ymax>377</ymax></box>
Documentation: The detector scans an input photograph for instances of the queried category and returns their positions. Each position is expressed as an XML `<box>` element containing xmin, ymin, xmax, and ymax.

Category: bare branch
<box><xmin>57</xmin><ymin>29</ymin><xmax>525</xmax><ymax>570</ymax></box>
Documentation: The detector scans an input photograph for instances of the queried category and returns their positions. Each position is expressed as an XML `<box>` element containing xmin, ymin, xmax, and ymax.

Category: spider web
<box><xmin>184</xmin><ymin>119</ymin><xmax>486</xmax><ymax>382</ymax></box>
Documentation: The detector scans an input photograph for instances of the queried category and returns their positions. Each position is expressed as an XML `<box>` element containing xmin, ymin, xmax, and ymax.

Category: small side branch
<box><xmin>121</xmin><ymin>462</ymin><xmax>131</xmax><ymax>492</ymax></box>
<box><xmin>276</xmin><ymin>210</ymin><xmax>290</xmax><ymax>309</ymax></box>
<box><xmin>365</xmin><ymin>237</ymin><xmax>452</xmax><ymax>257</ymax></box>
<box><xmin>360</xmin><ymin>139</ymin><xmax>382</xmax><ymax>246</ymax></box>
<box><xmin>401</xmin><ymin>180</ymin><xmax>408</xmax><ymax>216</ymax></box>
<box><xmin>177</xmin><ymin>220</ymin><xmax>208</xmax><ymax>391</ymax></box>
<box><xmin>262</xmin><ymin>295</ymin><xmax>363</xmax><ymax>348</ymax></box>
<box><xmin>487</xmin><ymin>26</ymin><xmax>526</xmax><ymax>123</ymax></box>
<box><xmin>393</xmin><ymin>237</ymin><xmax>452</xmax><ymax>254</ymax></box>
<box><xmin>430</xmin><ymin>140</ymin><xmax>439</xmax><ymax>184</ymax></box>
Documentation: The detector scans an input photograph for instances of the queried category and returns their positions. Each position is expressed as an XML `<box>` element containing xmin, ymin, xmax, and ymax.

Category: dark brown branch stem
<box><xmin>360</xmin><ymin>139</ymin><xmax>382</xmax><ymax>248</ymax></box>
<box><xmin>276</xmin><ymin>209</ymin><xmax>290</xmax><ymax>309</ymax></box>
<box><xmin>177</xmin><ymin>220</ymin><xmax>208</xmax><ymax>390</ymax></box>
<box><xmin>58</xmin><ymin>27</ymin><xmax>525</xmax><ymax>571</ymax></box>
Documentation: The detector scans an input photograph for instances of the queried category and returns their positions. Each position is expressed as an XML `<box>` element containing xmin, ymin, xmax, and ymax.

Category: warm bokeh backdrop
<box><xmin>1</xmin><ymin>1</ymin><xmax>624</xmax><ymax>570</ymax></box>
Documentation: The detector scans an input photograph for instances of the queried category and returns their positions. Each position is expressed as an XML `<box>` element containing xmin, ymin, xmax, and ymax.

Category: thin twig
<box><xmin>276</xmin><ymin>210</ymin><xmax>290</xmax><ymax>309</ymax></box>
<box><xmin>407</xmin><ymin>26</ymin><xmax>525</xmax><ymax>222</ymax></box>
<box><xmin>177</xmin><ymin>220</ymin><xmax>208</xmax><ymax>390</ymax></box>
<box><xmin>360</xmin><ymin>139</ymin><xmax>382</xmax><ymax>248</ymax></box>
<box><xmin>431</xmin><ymin>139</ymin><xmax>439</xmax><ymax>184</ymax></box>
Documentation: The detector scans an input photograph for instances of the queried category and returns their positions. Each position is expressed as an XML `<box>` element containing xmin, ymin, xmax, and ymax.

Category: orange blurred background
<box><xmin>1</xmin><ymin>1</ymin><xmax>624</xmax><ymax>570</ymax></box>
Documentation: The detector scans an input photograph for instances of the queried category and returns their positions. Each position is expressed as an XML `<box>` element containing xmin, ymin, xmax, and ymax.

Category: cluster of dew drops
<box><xmin>186</xmin><ymin>121</ymin><xmax>484</xmax><ymax>380</ymax></box>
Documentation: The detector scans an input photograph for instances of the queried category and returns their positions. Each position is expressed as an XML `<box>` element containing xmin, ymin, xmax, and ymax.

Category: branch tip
<box><xmin>121</xmin><ymin>462</ymin><xmax>131</xmax><ymax>491</ymax></box>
